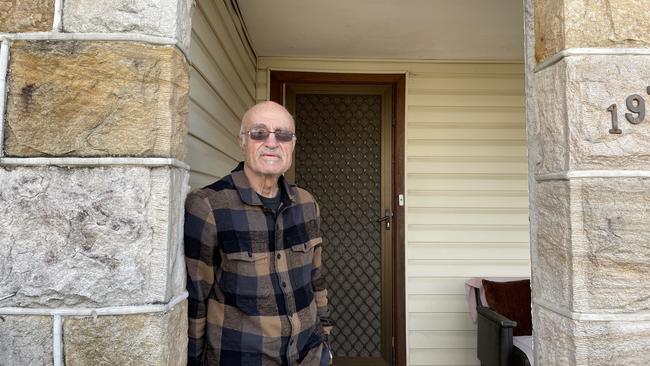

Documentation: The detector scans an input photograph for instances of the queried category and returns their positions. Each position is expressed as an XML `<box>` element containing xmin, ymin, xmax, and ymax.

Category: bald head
<box><xmin>238</xmin><ymin>101</ymin><xmax>296</xmax><ymax>183</ymax></box>
<box><xmin>240</xmin><ymin>101</ymin><xmax>294</xmax><ymax>136</ymax></box>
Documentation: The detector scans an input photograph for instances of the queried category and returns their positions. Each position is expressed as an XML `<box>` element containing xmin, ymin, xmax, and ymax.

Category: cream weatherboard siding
<box><xmin>256</xmin><ymin>58</ymin><xmax>530</xmax><ymax>366</ymax></box>
<box><xmin>187</xmin><ymin>0</ymin><xmax>256</xmax><ymax>189</ymax></box>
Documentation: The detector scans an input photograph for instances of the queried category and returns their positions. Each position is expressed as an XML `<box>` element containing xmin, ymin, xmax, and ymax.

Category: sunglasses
<box><xmin>242</xmin><ymin>128</ymin><xmax>296</xmax><ymax>142</ymax></box>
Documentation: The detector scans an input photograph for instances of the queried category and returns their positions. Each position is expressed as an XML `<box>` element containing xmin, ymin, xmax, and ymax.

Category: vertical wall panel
<box><xmin>256</xmin><ymin>58</ymin><xmax>529</xmax><ymax>366</ymax></box>
<box><xmin>187</xmin><ymin>0</ymin><xmax>256</xmax><ymax>189</ymax></box>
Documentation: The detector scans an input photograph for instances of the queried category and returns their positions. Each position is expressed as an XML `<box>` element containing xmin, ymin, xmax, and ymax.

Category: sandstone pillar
<box><xmin>0</xmin><ymin>1</ymin><xmax>194</xmax><ymax>365</ymax></box>
<box><xmin>526</xmin><ymin>0</ymin><xmax>650</xmax><ymax>364</ymax></box>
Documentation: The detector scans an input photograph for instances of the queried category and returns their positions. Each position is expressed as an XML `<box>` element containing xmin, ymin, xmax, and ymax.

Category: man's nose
<box><xmin>264</xmin><ymin>132</ymin><xmax>280</xmax><ymax>147</ymax></box>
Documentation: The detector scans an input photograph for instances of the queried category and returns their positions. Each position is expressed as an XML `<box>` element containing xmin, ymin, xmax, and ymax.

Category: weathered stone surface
<box><xmin>175</xmin><ymin>0</ymin><xmax>194</xmax><ymax>54</ymax></box>
<box><xmin>64</xmin><ymin>301</ymin><xmax>187</xmax><ymax>366</ymax></box>
<box><xmin>534</xmin><ymin>181</ymin><xmax>572</xmax><ymax>308</ymax></box>
<box><xmin>533</xmin><ymin>305</ymin><xmax>576</xmax><ymax>365</ymax></box>
<box><xmin>532</xmin><ymin>58</ymin><xmax>567</xmax><ymax>175</ymax></box>
<box><xmin>534</xmin><ymin>0</ymin><xmax>564</xmax><ymax>63</ymax></box>
<box><xmin>534</xmin><ymin>55</ymin><xmax>650</xmax><ymax>175</ymax></box>
<box><xmin>531</xmin><ymin>2</ymin><xmax>650</xmax><ymax>363</ymax></box>
<box><xmin>0</xmin><ymin>315</ymin><xmax>53</xmax><ymax>366</ymax></box>
<box><xmin>163</xmin><ymin>164</ymin><xmax>188</xmax><ymax>300</ymax></box>
<box><xmin>571</xmin><ymin>178</ymin><xmax>650</xmax><ymax>312</ymax></box>
<box><xmin>525</xmin><ymin>0</ymin><xmax>541</xmax><ymax>170</ymax></box>
<box><xmin>566</xmin><ymin>55</ymin><xmax>650</xmax><ymax>171</ymax></box>
<box><xmin>0</xmin><ymin>0</ymin><xmax>54</xmax><ymax>33</ymax></box>
<box><xmin>534</xmin><ymin>305</ymin><xmax>650</xmax><ymax>366</ymax></box>
<box><xmin>535</xmin><ymin>178</ymin><xmax>650</xmax><ymax>313</ymax></box>
<box><xmin>62</xmin><ymin>0</ymin><xmax>194</xmax><ymax>52</ymax></box>
<box><xmin>535</xmin><ymin>0</ymin><xmax>650</xmax><ymax>62</ymax></box>
<box><xmin>4</xmin><ymin>41</ymin><xmax>189</xmax><ymax>159</ymax></box>
<box><xmin>0</xmin><ymin>165</ymin><xmax>189</xmax><ymax>307</ymax></box>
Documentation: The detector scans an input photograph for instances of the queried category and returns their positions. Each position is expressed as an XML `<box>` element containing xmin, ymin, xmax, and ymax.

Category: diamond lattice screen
<box><xmin>294</xmin><ymin>94</ymin><xmax>382</xmax><ymax>357</ymax></box>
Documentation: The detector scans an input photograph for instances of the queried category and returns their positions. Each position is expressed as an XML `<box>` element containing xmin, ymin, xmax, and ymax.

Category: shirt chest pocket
<box><xmin>287</xmin><ymin>238</ymin><xmax>322</xmax><ymax>287</ymax></box>
<box><xmin>219</xmin><ymin>250</ymin><xmax>272</xmax><ymax>297</ymax></box>
<box><xmin>290</xmin><ymin>237</ymin><xmax>321</xmax><ymax>255</ymax></box>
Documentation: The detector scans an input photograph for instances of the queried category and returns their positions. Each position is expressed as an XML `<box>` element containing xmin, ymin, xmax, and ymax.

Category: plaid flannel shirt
<box><xmin>184</xmin><ymin>162</ymin><xmax>332</xmax><ymax>366</ymax></box>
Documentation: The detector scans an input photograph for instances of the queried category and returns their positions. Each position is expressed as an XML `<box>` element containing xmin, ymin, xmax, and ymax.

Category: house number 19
<box><xmin>607</xmin><ymin>87</ymin><xmax>650</xmax><ymax>134</ymax></box>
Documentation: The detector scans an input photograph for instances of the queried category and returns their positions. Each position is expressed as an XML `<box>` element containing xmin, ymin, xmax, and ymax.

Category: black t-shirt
<box><xmin>258</xmin><ymin>191</ymin><xmax>281</xmax><ymax>213</ymax></box>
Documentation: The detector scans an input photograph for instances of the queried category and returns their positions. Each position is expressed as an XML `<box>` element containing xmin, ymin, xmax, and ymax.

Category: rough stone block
<box><xmin>0</xmin><ymin>165</ymin><xmax>188</xmax><ymax>307</ymax></box>
<box><xmin>571</xmin><ymin>178</ymin><xmax>650</xmax><ymax>312</ymax></box>
<box><xmin>535</xmin><ymin>178</ymin><xmax>650</xmax><ymax>313</ymax></box>
<box><xmin>533</xmin><ymin>305</ymin><xmax>576</xmax><ymax>365</ymax></box>
<box><xmin>534</xmin><ymin>55</ymin><xmax>650</xmax><ymax>175</ymax></box>
<box><xmin>62</xmin><ymin>0</ymin><xmax>193</xmax><ymax>52</ymax></box>
<box><xmin>534</xmin><ymin>181</ymin><xmax>572</xmax><ymax>309</ymax></box>
<box><xmin>531</xmin><ymin>58</ymin><xmax>567</xmax><ymax>175</ymax></box>
<box><xmin>534</xmin><ymin>0</ymin><xmax>564</xmax><ymax>64</ymax></box>
<box><xmin>0</xmin><ymin>315</ymin><xmax>53</xmax><ymax>366</ymax></box>
<box><xmin>4</xmin><ymin>41</ymin><xmax>189</xmax><ymax>159</ymax></box>
<box><xmin>164</xmin><ymin>164</ymin><xmax>188</xmax><ymax>301</ymax></box>
<box><xmin>0</xmin><ymin>0</ymin><xmax>54</xmax><ymax>33</ymax></box>
<box><xmin>534</xmin><ymin>305</ymin><xmax>650</xmax><ymax>366</ymax></box>
<box><xmin>535</xmin><ymin>0</ymin><xmax>650</xmax><ymax>62</ymax></box>
<box><xmin>64</xmin><ymin>301</ymin><xmax>187</xmax><ymax>366</ymax></box>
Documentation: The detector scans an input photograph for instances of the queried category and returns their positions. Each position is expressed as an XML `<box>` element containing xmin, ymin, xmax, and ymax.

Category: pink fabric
<box><xmin>464</xmin><ymin>277</ymin><xmax>529</xmax><ymax>322</ymax></box>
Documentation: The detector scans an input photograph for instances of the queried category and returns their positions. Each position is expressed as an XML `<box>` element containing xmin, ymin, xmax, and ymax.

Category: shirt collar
<box><xmin>230</xmin><ymin>162</ymin><xmax>297</xmax><ymax>207</ymax></box>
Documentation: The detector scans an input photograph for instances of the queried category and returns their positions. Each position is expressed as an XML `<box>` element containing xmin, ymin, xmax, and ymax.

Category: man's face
<box><xmin>240</xmin><ymin>105</ymin><xmax>295</xmax><ymax>178</ymax></box>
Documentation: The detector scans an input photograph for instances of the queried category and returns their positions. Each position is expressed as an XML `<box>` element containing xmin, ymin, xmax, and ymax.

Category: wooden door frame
<box><xmin>270</xmin><ymin>71</ymin><xmax>406</xmax><ymax>366</ymax></box>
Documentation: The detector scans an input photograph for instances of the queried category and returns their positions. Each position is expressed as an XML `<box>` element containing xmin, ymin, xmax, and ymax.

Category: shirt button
<box><xmin>277</xmin><ymin>253</ymin><xmax>281</xmax><ymax>259</ymax></box>
<box><xmin>282</xmin><ymin>281</ymin><xmax>287</xmax><ymax>288</ymax></box>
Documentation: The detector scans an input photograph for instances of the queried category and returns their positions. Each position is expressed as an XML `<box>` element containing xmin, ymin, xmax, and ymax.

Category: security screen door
<box><xmin>286</xmin><ymin>84</ymin><xmax>394</xmax><ymax>366</ymax></box>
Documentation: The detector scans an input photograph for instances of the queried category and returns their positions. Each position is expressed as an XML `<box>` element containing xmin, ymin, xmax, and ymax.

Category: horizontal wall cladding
<box><xmin>409</xmin><ymin>348</ymin><xmax>481</xmax><ymax>366</ymax></box>
<box><xmin>256</xmin><ymin>58</ymin><xmax>529</xmax><ymax>366</ymax></box>
<box><xmin>187</xmin><ymin>0</ymin><xmax>256</xmax><ymax>189</ymax></box>
<box><xmin>407</xmin><ymin>63</ymin><xmax>528</xmax><ymax>366</ymax></box>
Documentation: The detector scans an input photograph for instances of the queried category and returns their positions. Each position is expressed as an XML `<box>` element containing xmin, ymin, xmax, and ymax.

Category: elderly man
<box><xmin>184</xmin><ymin>101</ymin><xmax>333</xmax><ymax>366</ymax></box>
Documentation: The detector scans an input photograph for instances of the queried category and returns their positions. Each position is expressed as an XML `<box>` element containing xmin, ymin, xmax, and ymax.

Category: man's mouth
<box><xmin>261</xmin><ymin>153</ymin><xmax>281</xmax><ymax>159</ymax></box>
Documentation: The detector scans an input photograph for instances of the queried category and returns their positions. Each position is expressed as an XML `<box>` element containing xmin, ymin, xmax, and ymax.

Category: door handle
<box><xmin>376</xmin><ymin>209</ymin><xmax>393</xmax><ymax>230</ymax></box>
